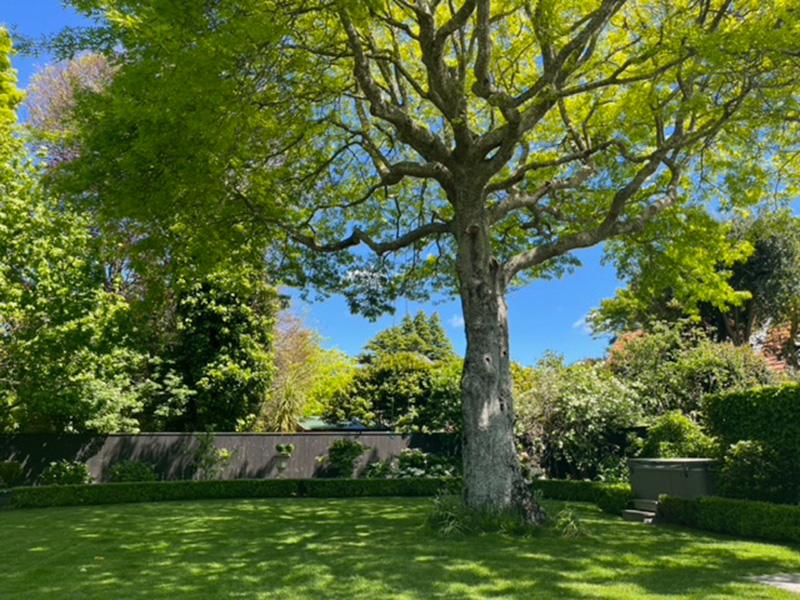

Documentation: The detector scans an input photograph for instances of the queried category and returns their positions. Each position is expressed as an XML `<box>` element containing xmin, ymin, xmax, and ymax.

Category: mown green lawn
<box><xmin>2</xmin><ymin>497</ymin><xmax>799</xmax><ymax>599</ymax></box>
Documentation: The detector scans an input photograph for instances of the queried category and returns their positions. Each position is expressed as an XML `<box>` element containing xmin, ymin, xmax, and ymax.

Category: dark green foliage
<box><xmin>7</xmin><ymin>477</ymin><xmax>459</xmax><ymax>509</ymax></box>
<box><xmin>703</xmin><ymin>384</ymin><xmax>800</xmax><ymax>452</ymax></box>
<box><xmin>324</xmin><ymin>353</ymin><xmax>461</xmax><ymax>433</ymax></box>
<box><xmin>638</xmin><ymin>411</ymin><xmax>717</xmax><ymax>458</ymax></box>
<box><xmin>10</xmin><ymin>479</ymin><xmax>301</xmax><ymax>509</ymax></box>
<box><xmin>164</xmin><ymin>279</ymin><xmax>275</xmax><ymax>432</ymax></box>
<box><xmin>528</xmin><ymin>480</ymin><xmax>633</xmax><ymax>515</ymax></box>
<box><xmin>324</xmin><ymin>312</ymin><xmax>461</xmax><ymax>433</ymax></box>
<box><xmin>323</xmin><ymin>439</ymin><xmax>367</xmax><ymax>478</ymax></box>
<box><xmin>594</xmin><ymin>485</ymin><xmax>636</xmax><ymax>515</ymax></box>
<box><xmin>0</xmin><ymin>460</ymin><xmax>23</xmax><ymax>488</ymax></box>
<box><xmin>108</xmin><ymin>460</ymin><xmax>158</xmax><ymax>483</ymax></box>
<box><xmin>361</xmin><ymin>312</ymin><xmax>455</xmax><ymax>364</ymax></box>
<box><xmin>704</xmin><ymin>384</ymin><xmax>800</xmax><ymax>503</ymax></box>
<box><xmin>657</xmin><ymin>495</ymin><xmax>698</xmax><ymax>527</ymax></box>
<box><xmin>717</xmin><ymin>441</ymin><xmax>784</xmax><ymax>504</ymax></box>
<box><xmin>40</xmin><ymin>460</ymin><xmax>94</xmax><ymax>485</ymax></box>
<box><xmin>659</xmin><ymin>494</ymin><xmax>800</xmax><ymax>545</ymax></box>
<box><xmin>302</xmin><ymin>478</ymin><xmax>459</xmax><ymax>498</ymax></box>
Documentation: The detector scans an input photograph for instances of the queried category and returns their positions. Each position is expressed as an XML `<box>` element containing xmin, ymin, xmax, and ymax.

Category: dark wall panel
<box><xmin>0</xmin><ymin>433</ymin><xmax>453</xmax><ymax>485</ymax></box>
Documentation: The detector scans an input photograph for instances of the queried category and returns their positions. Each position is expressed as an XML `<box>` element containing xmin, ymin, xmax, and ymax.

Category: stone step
<box><xmin>622</xmin><ymin>509</ymin><xmax>656</xmax><ymax>524</ymax></box>
<box><xmin>634</xmin><ymin>498</ymin><xmax>659</xmax><ymax>512</ymax></box>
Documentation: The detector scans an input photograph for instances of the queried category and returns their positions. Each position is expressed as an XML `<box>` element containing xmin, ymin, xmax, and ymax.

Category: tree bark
<box><xmin>454</xmin><ymin>184</ymin><xmax>546</xmax><ymax>523</ymax></box>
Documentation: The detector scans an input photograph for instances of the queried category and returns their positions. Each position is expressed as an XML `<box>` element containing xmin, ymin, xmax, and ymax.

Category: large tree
<box><xmin>0</xmin><ymin>30</ymin><xmax>147</xmax><ymax>433</ymax></box>
<box><xmin>52</xmin><ymin>0</ymin><xmax>800</xmax><ymax>518</ymax></box>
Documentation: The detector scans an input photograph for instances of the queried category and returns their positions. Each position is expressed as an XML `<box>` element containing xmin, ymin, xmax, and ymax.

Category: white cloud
<box><xmin>572</xmin><ymin>315</ymin><xmax>592</xmax><ymax>334</ymax></box>
<box><xmin>448</xmin><ymin>314</ymin><xmax>465</xmax><ymax>328</ymax></box>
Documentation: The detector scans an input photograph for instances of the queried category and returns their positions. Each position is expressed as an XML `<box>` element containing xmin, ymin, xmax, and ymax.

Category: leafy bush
<box><xmin>515</xmin><ymin>355</ymin><xmax>640</xmax><ymax>480</ymax></box>
<box><xmin>659</xmin><ymin>494</ymin><xmax>800</xmax><ymax>545</ymax></box>
<box><xmin>427</xmin><ymin>493</ymin><xmax>542</xmax><ymax>538</ymax></box>
<box><xmin>188</xmin><ymin>432</ymin><xmax>236</xmax><ymax>480</ymax></box>
<box><xmin>638</xmin><ymin>411</ymin><xmax>717</xmax><ymax>458</ymax></box>
<box><xmin>109</xmin><ymin>460</ymin><xmax>158</xmax><ymax>483</ymax></box>
<box><xmin>607</xmin><ymin>321</ymin><xmax>777</xmax><ymax>415</ymax></box>
<box><xmin>0</xmin><ymin>460</ymin><xmax>24</xmax><ymax>488</ymax></box>
<box><xmin>704</xmin><ymin>384</ymin><xmax>800</xmax><ymax>503</ymax></box>
<box><xmin>364</xmin><ymin>449</ymin><xmax>459</xmax><ymax>479</ymax></box>
<box><xmin>40</xmin><ymin>460</ymin><xmax>94</xmax><ymax>485</ymax></box>
<box><xmin>9</xmin><ymin>478</ymin><xmax>459</xmax><ymax>509</ymax></box>
<box><xmin>717</xmin><ymin>441</ymin><xmax>783</xmax><ymax>503</ymax></box>
<box><xmin>323</xmin><ymin>439</ymin><xmax>367</xmax><ymax>478</ymax></box>
<box><xmin>324</xmin><ymin>353</ymin><xmax>461</xmax><ymax>433</ymax></box>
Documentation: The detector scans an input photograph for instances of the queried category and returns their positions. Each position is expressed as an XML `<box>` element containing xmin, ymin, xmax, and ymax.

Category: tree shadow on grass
<box><xmin>2</xmin><ymin>499</ymin><xmax>799</xmax><ymax>600</ymax></box>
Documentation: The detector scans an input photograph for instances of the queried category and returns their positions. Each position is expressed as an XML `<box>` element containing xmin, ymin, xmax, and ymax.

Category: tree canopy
<box><xmin>47</xmin><ymin>0</ymin><xmax>800</xmax><ymax>517</ymax></box>
<box><xmin>589</xmin><ymin>211</ymin><xmax>800</xmax><ymax>357</ymax></box>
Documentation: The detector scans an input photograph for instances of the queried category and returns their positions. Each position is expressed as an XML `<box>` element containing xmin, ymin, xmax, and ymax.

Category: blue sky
<box><xmin>2</xmin><ymin>0</ymin><xmax>620</xmax><ymax>364</ymax></box>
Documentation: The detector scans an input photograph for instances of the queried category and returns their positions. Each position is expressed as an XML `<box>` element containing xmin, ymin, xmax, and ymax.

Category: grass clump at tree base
<box><xmin>3</xmin><ymin>497</ymin><xmax>800</xmax><ymax>599</ymax></box>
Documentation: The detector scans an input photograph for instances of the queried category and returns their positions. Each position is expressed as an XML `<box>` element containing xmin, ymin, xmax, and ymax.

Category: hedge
<box><xmin>6</xmin><ymin>478</ymin><xmax>463</xmax><ymax>510</ymax></box>
<box><xmin>703</xmin><ymin>384</ymin><xmax>800</xmax><ymax>453</ymax></box>
<box><xmin>659</xmin><ymin>494</ymin><xmax>800</xmax><ymax>545</ymax></box>
<box><xmin>302</xmin><ymin>478</ymin><xmax>460</xmax><ymax>498</ymax></box>
<box><xmin>5</xmin><ymin>477</ymin><xmax>631</xmax><ymax>514</ymax></box>
<box><xmin>703</xmin><ymin>383</ymin><xmax>800</xmax><ymax>503</ymax></box>
<box><xmin>530</xmin><ymin>479</ymin><xmax>633</xmax><ymax>514</ymax></box>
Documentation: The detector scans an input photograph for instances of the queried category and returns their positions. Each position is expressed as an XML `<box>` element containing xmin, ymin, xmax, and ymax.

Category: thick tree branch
<box><xmin>284</xmin><ymin>220</ymin><xmax>452</xmax><ymax>256</ymax></box>
<box><xmin>339</xmin><ymin>9</ymin><xmax>451</xmax><ymax>163</ymax></box>
<box><xmin>504</xmin><ymin>164</ymin><xmax>682</xmax><ymax>282</ymax></box>
<box><xmin>486</xmin><ymin>145</ymin><xmax>608</xmax><ymax>194</ymax></box>
<box><xmin>488</xmin><ymin>164</ymin><xmax>596</xmax><ymax>223</ymax></box>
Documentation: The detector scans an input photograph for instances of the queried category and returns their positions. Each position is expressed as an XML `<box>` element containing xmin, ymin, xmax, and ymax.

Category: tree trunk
<box><xmin>454</xmin><ymin>186</ymin><xmax>545</xmax><ymax>523</ymax></box>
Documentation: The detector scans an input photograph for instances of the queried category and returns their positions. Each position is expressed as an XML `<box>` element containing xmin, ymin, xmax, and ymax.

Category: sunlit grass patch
<box><xmin>2</xmin><ymin>497</ymin><xmax>799</xmax><ymax>599</ymax></box>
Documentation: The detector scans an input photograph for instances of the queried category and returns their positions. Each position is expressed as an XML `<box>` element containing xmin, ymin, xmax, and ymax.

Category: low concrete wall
<box><xmin>0</xmin><ymin>432</ymin><xmax>453</xmax><ymax>485</ymax></box>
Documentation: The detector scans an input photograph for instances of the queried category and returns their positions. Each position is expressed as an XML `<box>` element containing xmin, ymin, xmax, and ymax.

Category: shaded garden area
<box><xmin>3</xmin><ymin>497</ymin><xmax>800</xmax><ymax>600</ymax></box>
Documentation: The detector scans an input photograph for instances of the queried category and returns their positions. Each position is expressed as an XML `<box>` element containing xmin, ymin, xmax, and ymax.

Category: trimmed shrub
<box><xmin>717</xmin><ymin>440</ymin><xmax>784</xmax><ymax>503</ymax></box>
<box><xmin>40</xmin><ymin>460</ymin><xmax>93</xmax><ymax>486</ymax></box>
<box><xmin>528</xmin><ymin>479</ymin><xmax>633</xmax><ymax>515</ymax></box>
<box><xmin>323</xmin><ymin>439</ymin><xmax>367</xmax><ymax>478</ymax></box>
<box><xmin>7</xmin><ymin>477</ymin><xmax>459</xmax><ymax>509</ymax></box>
<box><xmin>7</xmin><ymin>475</ymin><xmax>630</xmax><ymax>514</ymax></box>
<box><xmin>109</xmin><ymin>460</ymin><xmax>158</xmax><ymax>483</ymax></box>
<box><xmin>302</xmin><ymin>477</ymin><xmax>459</xmax><ymax>498</ymax></box>
<box><xmin>704</xmin><ymin>384</ymin><xmax>800</xmax><ymax>503</ymax></box>
<box><xmin>0</xmin><ymin>460</ymin><xmax>24</xmax><ymax>488</ymax></box>
<box><xmin>704</xmin><ymin>384</ymin><xmax>800</xmax><ymax>451</ymax></box>
<box><xmin>10</xmin><ymin>479</ymin><xmax>303</xmax><ymax>509</ymax></box>
<box><xmin>638</xmin><ymin>411</ymin><xmax>717</xmax><ymax>458</ymax></box>
<box><xmin>657</xmin><ymin>495</ymin><xmax>697</xmax><ymax>527</ymax></box>
<box><xmin>659</xmin><ymin>494</ymin><xmax>800</xmax><ymax>545</ymax></box>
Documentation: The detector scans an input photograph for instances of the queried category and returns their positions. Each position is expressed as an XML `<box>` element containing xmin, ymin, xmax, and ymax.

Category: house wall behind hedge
<box><xmin>0</xmin><ymin>432</ymin><xmax>452</xmax><ymax>485</ymax></box>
